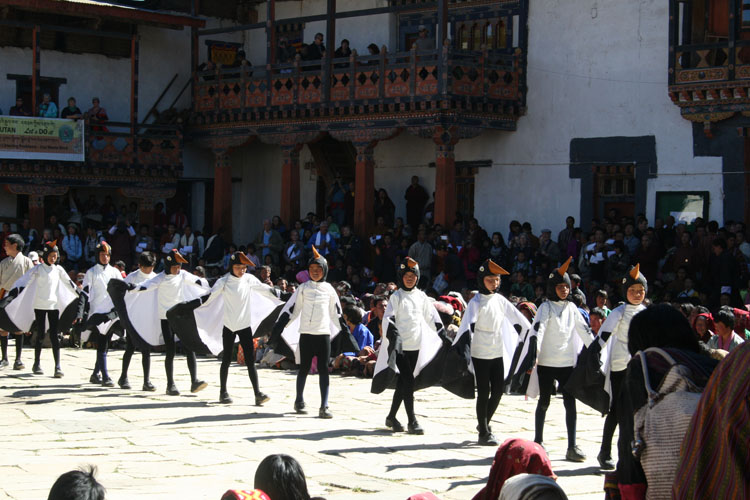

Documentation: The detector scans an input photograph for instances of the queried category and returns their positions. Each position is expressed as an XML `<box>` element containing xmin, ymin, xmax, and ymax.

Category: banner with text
<box><xmin>0</xmin><ymin>116</ymin><xmax>85</xmax><ymax>162</ymax></box>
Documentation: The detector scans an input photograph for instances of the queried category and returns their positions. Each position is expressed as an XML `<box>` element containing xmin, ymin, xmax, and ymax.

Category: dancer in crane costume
<box><xmin>371</xmin><ymin>257</ymin><xmax>447</xmax><ymax>435</ymax></box>
<box><xmin>270</xmin><ymin>246</ymin><xmax>357</xmax><ymax>419</ymax></box>
<box><xmin>108</xmin><ymin>249</ymin><xmax>208</xmax><ymax>395</ymax></box>
<box><xmin>0</xmin><ymin>241</ymin><xmax>82</xmax><ymax>378</ymax></box>
<box><xmin>443</xmin><ymin>259</ymin><xmax>532</xmax><ymax>445</ymax></box>
<box><xmin>513</xmin><ymin>257</ymin><xmax>594</xmax><ymax>462</ymax></box>
<box><xmin>167</xmin><ymin>251</ymin><xmax>283</xmax><ymax>405</ymax></box>
<box><xmin>80</xmin><ymin>241</ymin><xmax>123</xmax><ymax>387</ymax></box>
<box><xmin>117</xmin><ymin>251</ymin><xmax>157</xmax><ymax>391</ymax></box>
<box><xmin>595</xmin><ymin>264</ymin><xmax>647</xmax><ymax>470</ymax></box>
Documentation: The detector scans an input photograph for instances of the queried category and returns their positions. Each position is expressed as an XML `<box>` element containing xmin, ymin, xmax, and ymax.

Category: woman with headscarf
<box><xmin>615</xmin><ymin>304</ymin><xmax>717</xmax><ymax>498</ymax></box>
<box><xmin>473</xmin><ymin>438</ymin><xmax>558</xmax><ymax>500</ymax></box>
<box><xmin>371</xmin><ymin>257</ymin><xmax>447</xmax><ymax>435</ymax></box>
<box><xmin>0</xmin><ymin>241</ymin><xmax>82</xmax><ymax>377</ymax></box>
<box><xmin>692</xmin><ymin>311</ymin><xmax>714</xmax><ymax>344</ymax></box>
<box><xmin>595</xmin><ymin>264</ymin><xmax>648</xmax><ymax>470</ymax></box>
<box><xmin>270</xmin><ymin>246</ymin><xmax>356</xmax><ymax>418</ymax></box>
<box><xmin>512</xmin><ymin>257</ymin><xmax>594</xmax><ymax>462</ymax></box>
<box><xmin>443</xmin><ymin>259</ymin><xmax>531</xmax><ymax>445</ymax></box>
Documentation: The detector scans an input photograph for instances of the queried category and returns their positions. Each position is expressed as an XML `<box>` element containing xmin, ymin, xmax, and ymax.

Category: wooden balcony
<box><xmin>189</xmin><ymin>46</ymin><xmax>526</xmax><ymax>136</ymax></box>
<box><xmin>0</xmin><ymin>119</ymin><xmax>183</xmax><ymax>190</ymax></box>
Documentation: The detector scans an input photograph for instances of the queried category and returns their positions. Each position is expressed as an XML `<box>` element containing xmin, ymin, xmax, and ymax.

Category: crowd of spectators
<box><xmin>3</xmin><ymin>94</ymin><xmax>109</xmax><ymax>128</ymax></box>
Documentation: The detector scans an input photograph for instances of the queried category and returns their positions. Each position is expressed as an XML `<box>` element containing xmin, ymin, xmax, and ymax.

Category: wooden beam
<box><xmin>0</xmin><ymin>0</ymin><xmax>205</xmax><ymax>29</ymax></box>
<box><xmin>0</xmin><ymin>19</ymin><xmax>133</xmax><ymax>39</ymax></box>
<box><xmin>131</xmin><ymin>34</ymin><xmax>139</xmax><ymax>141</ymax></box>
<box><xmin>324</xmin><ymin>0</ymin><xmax>335</xmax><ymax>102</ymax></box>
<box><xmin>197</xmin><ymin>2</ymin><xmax>439</xmax><ymax>37</ymax></box>
<box><xmin>266</xmin><ymin>0</ymin><xmax>275</xmax><ymax>65</ymax></box>
<box><xmin>31</xmin><ymin>25</ymin><xmax>38</xmax><ymax>116</ymax></box>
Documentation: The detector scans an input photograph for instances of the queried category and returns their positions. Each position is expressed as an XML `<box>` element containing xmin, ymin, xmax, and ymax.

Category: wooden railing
<box><xmin>85</xmin><ymin>121</ymin><xmax>182</xmax><ymax>167</ymax></box>
<box><xmin>193</xmin><ymin>46</ymin><xmax>523</xmax><ymax>120</ymax></box>
<box><xmin>670</xmin><ymin>39</ymin><xmax>750</xmax><ymax>85</ymax></box>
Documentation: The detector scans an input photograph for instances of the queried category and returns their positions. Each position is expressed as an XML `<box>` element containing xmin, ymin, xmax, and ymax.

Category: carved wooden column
<box><xmin>353</xmin><ymin>142</ymin><xmax>375</xmax><ymax>236</ymax></box>
<box><xmin>281</xmin><ymin>144</ymin><xmax>302</xmax><ymax>225</ymax></box>
<box><xmin>212</xmin><ymin>149</ymin><xmax>233</xmax><ymax>236</ymax></box>
<box><xmin>433</xmin><ymin>128</ymin><xmax>459</xmax><ymax>227</ymax></box>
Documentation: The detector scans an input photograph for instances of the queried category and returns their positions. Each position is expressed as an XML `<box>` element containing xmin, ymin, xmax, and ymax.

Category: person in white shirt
<box><xmin>81</xmin><ymin>242</ymin><xmax>123</xmax><ymax>387</ymax></box>
<box><xmin>271</xmin><ymin>246</ymin><xmax>349</xmax><ymax>419</ymax></box>
<box><xmin>596</xmin><ymin>264</ymin><xmax>647</xmax><ymax>470</ymax></box>
<box><xmin>448</xmin><ymin>259</ymin><xmax>532</xmax><ymax>446</ymax></box>
<box><xmin>204</xmin><ymin>252</ymin><xmax>280</xmax><ymax>405</ymax></box>
<box><xmin>518</xmin><ymin>257</ymin><xmax>594</xmax><ymax>462</ymax></box>
<box><xmin>0</xmin><ymin>234</ymin><xmax>33</xmax><ymax>369</ymax></box>
<box><xmin>0</xmin><ymin>242</ymin><xmax>81</xmax><ymax>378</ymax></box>
<box><xmin>377</xmin><ymin>257</ymin><xmax>446</xmax><ymax>435</ymax></box>
<box><xmin>118</xmin><ymin>251</ymin><xmax>157</xmax><ymax>391</ymax></box>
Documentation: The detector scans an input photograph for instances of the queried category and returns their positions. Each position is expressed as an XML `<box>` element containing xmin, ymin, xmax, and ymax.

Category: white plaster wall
<box><xmin>230</xmin><ymin>143</ymin><xmax>316</xmax><ymax>245</ymax></box>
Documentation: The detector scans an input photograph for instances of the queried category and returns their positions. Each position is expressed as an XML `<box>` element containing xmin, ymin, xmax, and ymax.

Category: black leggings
<box><xmin>600</xmin><ymin>369</ymin><xmax>626</xmax><ymax>457</ymax></box>
<box><xmin>296</xmin><ymin>334</ymin><xmax>331</xmax><ymax>408</ymax></box>
<box><xmin>221</xmin><ymin>326</ymin><xmax>260</xmax><ymax>395</ymax></box>
<box><xmin>0</xmin><ymin>333</ymin><xmax>23</xmax><ymax>361</ymax></box>
<box><xmin>34</xmin><ymin>309</ymin><xmax>60</xmax><ymax>368</ymax></box>
<box><xmin>92</xmin><ymin>328</ymin><xmax>114</xmax><ymax>379</ymax></box>
<box><xmin>534</xmin><ymin>365</ymin><xmax>577</xmax><ymax>448</ymax></box>
<box><xmin>161</xmin><ymin>320</ymin><xmax>198</xmax><ymax>386</ymax></box>
<box><xmin>473</xmin><ymin>357</ymin><xmax>505</xmax><ymax>434</ymax></box>
<box><xmin>388</xmin><ymin>350</ymin><xmax>419</xmax><ymax>423</ymax></box>
<box><xmin>121</xmin><ymin>332</ymin><xmax>151</xmax><ymax>382</ymax></box>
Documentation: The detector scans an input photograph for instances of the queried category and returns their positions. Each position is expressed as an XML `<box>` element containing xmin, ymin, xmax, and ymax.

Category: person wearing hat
<box><xmin>413</xmin><ymin>24</ymin><xmax>434</xmax><ymax>52</ymax></box>
<box><xmin>195</xmin><ymin>251</ymin><xmax>282</xmax><ymax>405</ymax></box>
<box><xmin>118</xmin><ymin>251</ymin><xmax>158</xmax><ymax>391</ymax></box>
<box><xmin>113</xmin><ymin>249</ymin><xmax>208</xmax><ymax>395</ymax></box>
<box><xmin>270</xmin><ymin>246</ymin><xmax>354</xmax><ymax>418</ymax></box>
<box><xmin>0</xmin><ymin>242</ymin><xmax>81</xmax><ymax>377</ymax></box>
<box><xmin>595</xmin><ymin>264</ymin><xmax>647</xmax><ymax>470</ymax></box>
<box><xmin>444</xmin><ymin>259</ymin><xmax>532</xmax><ymax>445</ymax></box>
<box><xmin>0</xmin><ymin>234</ymin><xmax>33</xmax><ymax>369</ymax></box>
<box><xmin>513</xmin><ymin>257</ymin><xmax>594</xmax><ymax>462</ymax></box>
<box><xmin>371</xmin><ymin>257</ymin><xmax>448</xmax><ymax>435</ymax></box>
<box><xmin>79</xmin><ymin>241</ymin><xmax>124</xmax><ymax>387</ymax></box>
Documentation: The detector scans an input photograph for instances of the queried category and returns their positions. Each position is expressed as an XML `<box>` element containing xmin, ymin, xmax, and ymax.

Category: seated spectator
<box><xmin>673</xmin><ymin>341</ymin><xmax>750</xmax><ymax>498</ymax></box>
<box><xmin>692</xmin><ymin>311</ymin><xmax>714</xmax><ymax>344</ymax></box>
<box><xmin>60</xmin><ymin>97</ymin><xmax>82</xmax><ymax>119</ymax></box>
<box><xmin>254</xmin><ymin>454</ymin><xmax>323</xmax><ymax>500</ymax></box>
<box><xmin>366</xmin><ymin>43</ymin><xmax>380</xmax><ymax>64</ymax></box>
<box><xmin>594</xmin><ymin>290</ymin><xmax>610</xmax><ymax>315</ymax></box>
<box><xmin>276</xmin><ymin>37</ymin><xmax>295</xmax><ymax>65</ymax></box>
<box><xmin>473</xmin><ymin>438</ymin><xmax>557</xmax><ymax>500</ymax></box>
<box><xmin>306</xmin><ymin>221</ymin><xmax>336</xmax><ymax>257</ymax></box>
<box><xmin>332</xmin><ymin>307</ymin><xmax>374</xmax><ymax>374</ymax></box>
<box><xmin>246</xmin><ymin>243</ymin><xmax>261</xmax><ymax>268</ymax></box>
<box><xmin>334</xmin><ymin>39</ymin><xmax>352</xmax><ymax>67</ymax></box>
<box><xmin>589</xmin><ymin>307</ymin><xmax>606</xmax><ymax>336</ymax></box>
<box><xmin>706</xmin><ymin>306</ymin><xmax>745</xmax><ymax>352</ymax></box>
<box><xmin>48</xmin><ymin>465</ymin><xmax>105</xmax><ymax>500</ymax></box>
<box><xmin>510</xmin><ymin>271</ymin><xmax>534</xmax><ymax>301</ymax></box>
<box><xmin>677</xmin><ymin>276</ymin><xmax>699</xmax><ymax>300</ymax></box>
<box><xmin>86</xmin><ymin>97</ymin><xmax>109</xmax><ymax>136</ymax></box>
<box><xmin>9</xmin><ymin>96</ymin><xmax>30</xmax><ymax>116</ymax></box>
<box><xmin>179</xmin><ymin>225</ymin><xmax>198</xmax><ymax>266</ymax></box>
<box><xmin>38</xmin><ymin>93</ymin><xmax>58</xmax><ymax>118</ymax></box>
<box><xmin>62</xmin><ymin>223</ymin><xmax>83</xmax><ymax>271</ymax></box>
<box><xmin>304</xmin><ymin>32</ymin><xmax>326</xmax><ymax>62</ymax></box>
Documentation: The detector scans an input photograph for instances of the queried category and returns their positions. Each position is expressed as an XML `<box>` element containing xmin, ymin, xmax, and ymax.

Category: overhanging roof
<box><xmin>0</xmin><ymin>0</ymin><xmax>206</xmax><ymax>29</ymax></box>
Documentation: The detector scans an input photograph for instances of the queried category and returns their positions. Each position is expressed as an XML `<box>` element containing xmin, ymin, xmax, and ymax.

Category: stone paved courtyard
<box><xmin>0</xmin><ymin>348</ymin><xmax>612</xmax><ymax>499</ymax></box>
